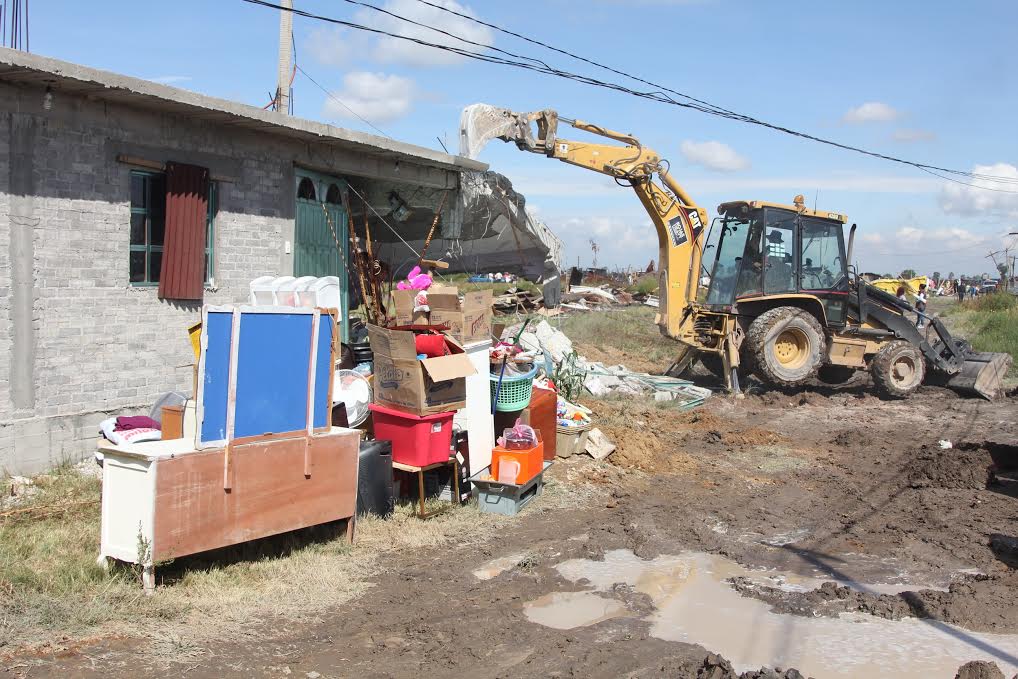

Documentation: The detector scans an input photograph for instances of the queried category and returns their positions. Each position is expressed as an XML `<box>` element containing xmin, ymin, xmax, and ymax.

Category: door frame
<box><xmin>294</xmin><ymin>168</ymin><xmax>350</xmax><ymax>342</ymax></box>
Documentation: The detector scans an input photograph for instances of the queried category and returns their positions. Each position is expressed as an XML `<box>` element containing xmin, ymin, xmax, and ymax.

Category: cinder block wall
<box><xmin>0</xmin><ymin>82</ymin><xmax>296</xmax><ymax>474</ymax></box>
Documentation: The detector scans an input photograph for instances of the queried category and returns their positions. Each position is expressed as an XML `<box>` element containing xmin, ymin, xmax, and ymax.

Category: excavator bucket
<box><xmin>947</xmin><ymin>351</ymin><xmax>1013</xmax><ymax>400</ymax></box>
<box><xmin>460</xmin><ymin>104</ymin><xmax>521</xmax><ymax>159</ymax></box>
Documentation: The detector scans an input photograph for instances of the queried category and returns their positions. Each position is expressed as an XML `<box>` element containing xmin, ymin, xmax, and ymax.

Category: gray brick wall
<box><xmin>0</xmin><ymin>85</ymin><xmax>297</xmax><ymax>474</ymax></box>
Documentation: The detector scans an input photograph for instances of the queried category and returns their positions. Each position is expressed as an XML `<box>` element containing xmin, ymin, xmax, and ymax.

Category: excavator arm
<box><xmin>460</xmin><ymin>105</ymin><xmax>709</xmax><ymax>340</ymax></box>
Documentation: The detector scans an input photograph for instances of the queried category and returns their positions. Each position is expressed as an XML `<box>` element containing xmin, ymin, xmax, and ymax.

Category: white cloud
<box><xmin>306</xmin><ymin>27</ymin><xmax>362</xmax><ymax>67</ymax></box>
<box><xmin>354</xmin><ymin>0</ymin><xmax>494</xmax><ymax>66</ymax></box>
<box><xmin>892</xmin><ymin>128</ymin><xmax>936</xmax><ymax>143</ymax></box>
<box><xmin>940</xmin><ymin>162</ymin><xmax>1018</xmax><ymax>218</ymax></box>
<box><xmin>889</xmin><ymin>225</ymin><xmax>1001</xmax><ymax>252</ymax></box>
<box><xmin>322</xmin><ymin>72</ymin><xmax>417</xmax><ymax>123</ymax></box>
<box><xmin>860</xmin><ymin>233</ymin><xmax>885</xmax><ymax>244</ymax></box>
<box><xmin>551</xmin><ymin>215</ymin><xmax>658</xmax><ymax>267</ymax></box>
<box><xmin>150</xmin><ymin>75</ymin><xmax>191</xmax><ymax>85</ymax></box>
<box><xmin>842</xmin><ymin>101</ymin><xmax>901</xmax><ymax>124</ymax></box>
<box><xmin>679</xmin><ymin>140</ymin><xmax>750</xmax><ymax>172</ymax></box>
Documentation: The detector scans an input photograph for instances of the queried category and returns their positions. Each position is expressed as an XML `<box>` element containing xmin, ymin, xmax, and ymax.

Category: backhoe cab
<box><xmin>460</xmin><ymin>103</ymin><xmax>1012</xmax><ymax>400</ymax></box>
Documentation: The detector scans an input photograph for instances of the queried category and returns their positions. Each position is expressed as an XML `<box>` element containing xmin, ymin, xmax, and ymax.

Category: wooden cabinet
<box><xmin>99</xmin><ymin>427</ymin><xmax>360</xmax><ymax>588</ymax></box>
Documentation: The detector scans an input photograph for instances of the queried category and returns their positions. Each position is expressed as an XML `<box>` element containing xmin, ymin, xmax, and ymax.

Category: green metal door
<box><xmin>294</xmin><ymin>171</ymin><xmax>350</xmax><ymax>341</ymax></box>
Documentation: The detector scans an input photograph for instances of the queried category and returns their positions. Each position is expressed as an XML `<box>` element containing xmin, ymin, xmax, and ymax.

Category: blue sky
<box><xmin>29</xmin><ymin>0</ymin><xmax>1018</xmax><ymax>277</ymax></box>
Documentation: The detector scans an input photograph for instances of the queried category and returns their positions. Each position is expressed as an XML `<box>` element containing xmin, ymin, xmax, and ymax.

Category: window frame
<box><xmin>129</xmin><ymin>169</ymin><xmax>216</xmax><ymax>287</ymax></box>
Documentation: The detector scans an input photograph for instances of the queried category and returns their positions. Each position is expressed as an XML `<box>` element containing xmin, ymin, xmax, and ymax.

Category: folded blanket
<box><xmin>100</xmin><ymin>417</ymin><xmax>161</xmax><ymax>446</ymax></box>
<box><xmin>114</xmin><ymin>415</ymin><xmax>161</xmax><ymax>431</ymax></box>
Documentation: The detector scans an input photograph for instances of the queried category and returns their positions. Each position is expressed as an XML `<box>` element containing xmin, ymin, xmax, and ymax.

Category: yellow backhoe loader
<box><xmin>460</xmin><ymin>104</ymin><xmax>1012</xmax><ymax>399</ymax></box>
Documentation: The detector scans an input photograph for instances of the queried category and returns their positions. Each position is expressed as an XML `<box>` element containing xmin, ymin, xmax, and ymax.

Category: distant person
<box><xmin>957</xmin><ymin>279</ymin><xmax>965</xmax><ymax>302</ymax></box>
<box><xmin>970</xmin><ymin>284</ymin><xmax>979</xmax><ymax>299</ymax></box>
<box><xmin>915</xmin><ymin>283</ymin><xmax>928</xmax><ymax>328</ymax></box>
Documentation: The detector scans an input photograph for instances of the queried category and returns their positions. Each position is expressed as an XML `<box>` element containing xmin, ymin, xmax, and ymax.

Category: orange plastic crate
<box><xmin>491</xmin><ymin>438</ymin><xmax>545</xmax><ymax>485</ymax></box>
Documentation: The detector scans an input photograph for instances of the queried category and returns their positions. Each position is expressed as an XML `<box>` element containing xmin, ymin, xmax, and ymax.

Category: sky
<box><xmin>24</xmin><ymin>0</ymin><xmax>1018</xmax><ymax>278</ymax></box>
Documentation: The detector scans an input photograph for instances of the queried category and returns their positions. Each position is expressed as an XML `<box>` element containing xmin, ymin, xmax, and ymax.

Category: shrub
<box><xmin>969</xmin><ymin>292</ymin><xmax>1017</xmax><ymax>313</ymax></box>
<box><xmin>635</xmin><ymin>275</ymin><xmax>658</xmax><ymax>295</ymax></box>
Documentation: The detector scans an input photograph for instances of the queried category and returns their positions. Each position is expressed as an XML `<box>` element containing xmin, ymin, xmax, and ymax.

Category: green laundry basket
<box><xmin>490</xmin><ymin>367</ymin><xmax>538</xmax><ymax>412</ymax></box>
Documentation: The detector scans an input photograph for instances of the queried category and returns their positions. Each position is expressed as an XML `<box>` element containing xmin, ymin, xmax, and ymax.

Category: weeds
<box><xmin>552</xmin><ymin>351</ymin><xmax>588</xmax><ymax>401</ymax></box>
<box><xmin>634</xmin><ymin>275</ymin><xmax>658</xmax><ymax>295</ymax></box>
<box><xmin>930</xmin><ymin>294</ymin><xmax>1017</xmax><ymax>379</ymax></box>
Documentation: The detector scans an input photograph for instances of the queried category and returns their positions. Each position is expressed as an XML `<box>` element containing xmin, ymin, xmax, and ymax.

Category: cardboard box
<box><xmin>367</xmin><ymin>324</ymin><xmax>477</xmax><ymax>415</ymax></box>
<box><xmin>393</xmin><ymin>289</ymin><xmax>429</xmax><ymax>326</ymax></box>
<box><xmin>393</xmin><ymin>286</ymin><xmax>493</xmax><ymax>345</ymax></box>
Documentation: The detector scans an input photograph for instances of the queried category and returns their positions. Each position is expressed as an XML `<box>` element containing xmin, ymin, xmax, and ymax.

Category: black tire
<box><xmin>817</xmin><ymin>364</ymin><xmax>857</xmax><ymax>385</ymax></box>
<box><xmin>870</xmin><ymin>340</ymin><xmax>926</xmax><ymax>399</ymax></box>
<box><xmin>747</xmin><ymin>306</ymin><xmax>826</xmax><ymax>387</ymax></box>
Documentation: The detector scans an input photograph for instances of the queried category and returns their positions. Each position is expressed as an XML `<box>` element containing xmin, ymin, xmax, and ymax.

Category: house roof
<box><xmin>0</xmin><ymin>48</ymin><xmax>487</xmax><ymax>175</ymax></box>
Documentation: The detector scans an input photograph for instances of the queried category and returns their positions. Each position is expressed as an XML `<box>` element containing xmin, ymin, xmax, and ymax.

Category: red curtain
<box><xmin>160</xmin><ymin>162</ymin><xmax>210</xmax><ymax>300</ymax></box>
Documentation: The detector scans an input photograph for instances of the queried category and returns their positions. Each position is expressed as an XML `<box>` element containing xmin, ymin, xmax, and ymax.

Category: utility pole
<box><xmin>1009</xmin><ymin>233</ymin><xmax>1018</xmax><ymax>292</ymax></box>
<box><xmin>275</xmin><ymin>0</ymin><xmax>293</xmax><ymax>114</ymax></box>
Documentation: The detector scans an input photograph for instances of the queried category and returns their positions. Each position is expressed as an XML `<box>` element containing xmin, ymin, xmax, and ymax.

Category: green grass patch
<box><xmin>930</xmin><ymin>294</ymin><xmax>1017</xmax><ymax>379</ymax></box>
<box><xmin>440</xmin><ymin>272</ymin><xmax>539</xmax><ymax>295</ymax></box>
<box><xmin>634</xmin><ymin>275</ymin><xmax>658</xmax><ymax>295</ymax></box>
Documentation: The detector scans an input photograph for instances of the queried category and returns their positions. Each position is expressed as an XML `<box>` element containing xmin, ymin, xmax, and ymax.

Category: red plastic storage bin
<box><xmin>368</xmin><ymin>403</ymin><xmax>455</xmax><ymax>467</ymax></box>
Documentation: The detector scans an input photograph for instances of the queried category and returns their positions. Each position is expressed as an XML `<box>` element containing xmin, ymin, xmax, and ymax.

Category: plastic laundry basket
<box><xmin>489</xmin><ymin>367</ymin><xmax>538</xmax><ymax>412</ymax></box>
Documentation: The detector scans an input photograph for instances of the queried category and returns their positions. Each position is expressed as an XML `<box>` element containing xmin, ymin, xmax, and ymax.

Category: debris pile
<box><xmin>493</xmin><ymin>288</ymin><xmax>543</xmax><ymax>314</ymax></box>
<box><xmin>506</xmin><ymin>320</ymin><xmax>710</xmax><ymax>408</ymax></box>
<box><xmin>561</xmin><ymin>285</ymin><xmax>620</xmax><ymax>311</ymax></box>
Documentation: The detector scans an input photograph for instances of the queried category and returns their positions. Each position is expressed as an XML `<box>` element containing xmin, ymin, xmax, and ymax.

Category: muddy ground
<box><xmin>4</xmin><ymin>377</ymin><xmax>1018</xmax><ymax>678</ymax></box>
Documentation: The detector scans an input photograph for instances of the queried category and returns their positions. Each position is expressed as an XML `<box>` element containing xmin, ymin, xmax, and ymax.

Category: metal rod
<box><xmin>418</xmin><ymin>190</ymin><xmax>449</xmax><ymax>265</ymax></box>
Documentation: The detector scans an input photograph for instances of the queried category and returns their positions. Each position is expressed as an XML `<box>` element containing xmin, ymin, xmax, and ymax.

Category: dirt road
<box><xmin>6</xmin><ymin>382</ymin><xmax>1018</xmax><ymax>678</ymax></box>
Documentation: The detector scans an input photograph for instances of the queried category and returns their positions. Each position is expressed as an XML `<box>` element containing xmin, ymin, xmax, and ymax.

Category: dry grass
<box><xmin>0</xmin><ymin>460</ymin><xmax>598</xmax><ymax>658</ymax></box>
<box><xmin>558</xmin><ymin>306</ymin><xmax>680</xmax><ymax>373</ymax></box>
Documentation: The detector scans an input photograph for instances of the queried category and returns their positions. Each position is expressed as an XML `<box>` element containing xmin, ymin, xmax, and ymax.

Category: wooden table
<box><xmin>393</xmin><ymin>458</ymin><xmax>460</xmax><ymax>519</ymax></box>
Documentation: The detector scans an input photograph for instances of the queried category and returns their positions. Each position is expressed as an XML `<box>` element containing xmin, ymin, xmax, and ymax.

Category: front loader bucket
<box><xmin>947</xmin><ymin>352</ymin><xmax>1013</xmax><ymax>400</ymax></box>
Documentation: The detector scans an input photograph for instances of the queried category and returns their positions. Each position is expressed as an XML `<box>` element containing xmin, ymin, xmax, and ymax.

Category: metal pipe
<box><xmin>846</xmin><ymin>223</ymin><xmax>857</xmax><ymax>267</ymax></box>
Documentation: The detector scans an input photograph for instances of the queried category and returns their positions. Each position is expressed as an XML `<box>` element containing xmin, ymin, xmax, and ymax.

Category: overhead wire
<box><xmin>238</xmin><ymin>0</ymin><xmax>1018</xmax><ymax>192</ymax></box>
<box><xmin>295</xmin><ymin>63</ymin><xmax>392</xmax><ymax>138</ymax></box>
<box><xmin>412</xmin><ymin>0</ymin><xmax>1018</xmax><ymax>190</ymax></box>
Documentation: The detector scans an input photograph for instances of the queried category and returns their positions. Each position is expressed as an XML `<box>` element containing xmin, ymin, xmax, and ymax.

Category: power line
<box><xmin>241</xmin><ymin>0</ymin><xmax>1018</xmax><ymax>192</ymax></box>
<box><xmin>411</xmin><ymin>0</ymin><xmax>1018</xmax><ymax>189</ymax></box>
<box><xmin>295</xmin><ymin>63</ymin><xmax>391</xmax><ymax>138</ymax></box>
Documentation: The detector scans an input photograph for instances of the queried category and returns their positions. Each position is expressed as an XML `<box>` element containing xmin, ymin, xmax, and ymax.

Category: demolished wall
<box><xmin>360</xmin><ymin>171</ymin><xmax>563</xmax><ymax>282</ymax></box>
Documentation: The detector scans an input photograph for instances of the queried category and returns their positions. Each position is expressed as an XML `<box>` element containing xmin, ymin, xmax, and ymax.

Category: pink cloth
<box><xmin>114</xmin><ymin>415</ymin><xmax>161</xmax><ymax>432</ymax></box>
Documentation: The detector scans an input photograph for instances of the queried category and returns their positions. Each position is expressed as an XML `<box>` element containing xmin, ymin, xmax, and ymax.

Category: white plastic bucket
<box><xmin>249</xmin><ymin>275</ymin><xmax>276</xmax><ymax>305</ymax></box>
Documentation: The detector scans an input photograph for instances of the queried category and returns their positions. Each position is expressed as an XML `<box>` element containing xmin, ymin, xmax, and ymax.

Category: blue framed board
<box><xmin>196</xmin><ymin>306</ymin><xmax>335</xmax><ymax>448</ymax></box>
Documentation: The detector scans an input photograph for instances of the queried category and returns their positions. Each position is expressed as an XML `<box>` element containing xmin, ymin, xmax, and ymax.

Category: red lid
<box><xmin>368</xmin><ymin>402</ymin><xmax>454</xmax><ymax>421</ymax></box>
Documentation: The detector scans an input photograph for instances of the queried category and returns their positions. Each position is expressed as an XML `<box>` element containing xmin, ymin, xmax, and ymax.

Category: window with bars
<box><xmin>129</xmin><ymin>170</ymin><xmax>216</xmax><ymax>286</ymax></box>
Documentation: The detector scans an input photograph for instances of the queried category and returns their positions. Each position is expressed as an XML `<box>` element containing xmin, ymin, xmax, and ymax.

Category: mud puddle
<box><xmin>526</xmin><ymin>550</ymin><xmax>1018</xmax><ymax>678</ymax></box>
<box><xmin>523</xmin><ymin>592</ymin><xmax>628</xmax><ymax>629</ymax></box>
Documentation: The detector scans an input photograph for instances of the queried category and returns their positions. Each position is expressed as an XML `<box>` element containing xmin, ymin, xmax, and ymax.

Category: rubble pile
<box><xmin>505</xmin><ymin>320</ymin><xmax>710</xmax><ymax>407</ymax></box>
